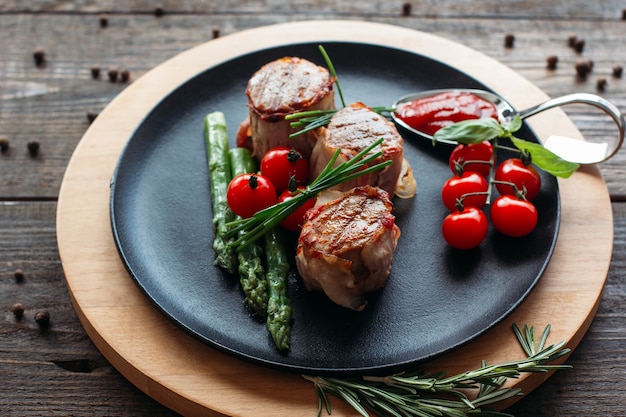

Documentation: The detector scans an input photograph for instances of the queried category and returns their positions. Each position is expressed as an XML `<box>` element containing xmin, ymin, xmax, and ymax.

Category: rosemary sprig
<box><xmin>304</xmin><ymin>323</ymin><xmax>571</xmax><ymax>417</ymax></box>
<box><xmin>226</xmin><ymin>138</ymin><xmax>392</xmax><ymax>251</ymax></box>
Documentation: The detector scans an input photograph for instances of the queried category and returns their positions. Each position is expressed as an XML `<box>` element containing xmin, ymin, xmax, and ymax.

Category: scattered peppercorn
<box><xmin>573</xmin><ymin>38</ymin><xmax>585</xmax><ymax>53</ymax></box>
<box><xmin>27</xmin><ymin>141</ymin><xmax>40</xmax><ymax>156</ymax></box>
<box><xmin>14</xmin><ymin>268</ymin><xmax>25</xmax><ymax>282</ymax></box>
<box><xmin>575</xmin><ymin>59</ymin><xmax>593</xmax><ymax>79</ymax></box>
<box><xmin>546</xmin><ymin>55</ymin><xmax>558</xmax><ymax>70</ymax></box>
<box><xmin>33</xmin><ymin>47</ymin><xmax>46</xmax><ymax>67</ymax></box>
<box><xmin>90</xmin><ymin>66</ymin><xmax>101</xmax><ymax>79</ymax></box>
<box><xmin>402</xmin><ymin>2</ymin><xmax>412</xmax><ymax>16</ymax></box>
<box><xmin>34</xmin><ymin>310</ymin><xmax>50</xmax><ymax>328</ymax></box>
<box><xmin>11</xmin><ymin>303</ymin><xmax>24</xmax><ymax>319</ymax></box>
<box><xmin>107</xmin><ymin>67</ymin><xmax>119</xmax><ymax>82</ymax></box>
<box><xmin>622</xmin><ymin>8</ymin><xmax>626</xmax><ymax>20</ymax></box>
<box><xmin>99</xmin><ymin>13</ymin><xmax>109</xmax><ymax>28</ymax></box>
<box><xmin>0</xmin><ymin>135</ymin><xmax>9</xmax><ymax>152</ymax></box>
<box><xmin>154</xmin><ymin>5</ymin><xmax>164</xmax><ymax>17</ymax></box>
<box><xmin>613</xmin><ymin>65</ymin><xmax>623</xmax><ymax>78</ymax></box>
<box><xmin>212</xmin><ymin>27</ymin><xmax>221</xmax><ymax>39</ymax></box>
<box><xmin>119</xmin><ymin>68</ymin><xmax>130</xmax><ymax>82</ymax></box>
<box><xmin>504</xmin><ymin>33</ymin><xmax>515</xmax><ymax>48</ymax></box>
<box><xmin>567</xmin><ymin>34</ymin><xmax>578</xmax><ymax>48</ymax></box>
<box><xmin>86</xmin><ymin>111</ymin><xmax>98</xmax><ymax>123</ymax></box>
<box><xmin>596</xmin><ymin>77</ymin><xmax>608</xmax><ymax>92</ymax></box>
<box><xmin>575</xmin><ymin>61</ymin><xmax>591</xmax><ymax>79</ymax></box>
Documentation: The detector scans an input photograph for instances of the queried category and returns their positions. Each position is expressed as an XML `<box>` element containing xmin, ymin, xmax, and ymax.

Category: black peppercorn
<box><xmin>622</xmin><ymin>8</ymin><xmax>626</xmax><ymax>20</ymax></box>
<box><xmin>99</xmin><ymin>13</ymin><xmax>109</xmax><ymax>28</ymax></box>
<box><xmin>573</xmin><ymin>38</ymin><xmax>585</xmax><ymax>53</ymax></box>
<box><xmin>33</xmin><ymin>47</ymin><xmax>46</xmax><ymax>67</ymax></box>
<box><xmin>90</xmin><ymin>66</ymin><xmax>101</xmax><ymax>79</ymax></box>
<box><xmin>86</xmin><ymin>111</ymin><xmax>98</xmax><ymax>123</ymax></box>
<box><xmin>34</xmin><ymin>310</ymin><xmax>50</xmax><ymax>328</ymax></box>
<box><xmin>575</xmin><ymin>60</ymin><xmax>593</xmax><ymax>79</ymax></box>
<box><xmin>119</xmin><ymin>68</ymin><xmax>130</xmax><ymax>82</ymax></box>
<box><xmin>11</xmin><ymin>303</ymin><xmax>24</xmax><ymax>319</ymax></box>
<box><xmin>14</xmin><ymin>269</ymin><xmax>25</xmax><ymax>283</ymax></box>
<box><xmin>504</xmin><ymin>33</ymin><xmax>515</xmax><ymax>48</ymax></box>
<box><xmin>402</xmin><ymin>2</ymin><xmax>412</xmax><ymax>16</ymax></box>
<box><xmin>596</xmin><ymin>77</ymin><xmax>607</xmax><ymax>92</ymax></box>
<box><xmin>212</xmin><ymin>27</ymin><xmax>221</xmax><ymax>39</ymax></box>
<box><xmin>27</xmin><ymin>141</ymin><xmax>40</xmax><ymax>156</ymax></box>
<box><xmin>107</xmin><ymin>67</ymin><xmax>119</xmax><ymax>82</ymax></box>
<box><xmin>612</xmin><ymin>65</ymin><xmax>623</xmax><ymax>78</ymax></box>
<box><xmin>0</xmin><ymin>135</ymin><xmax>9</xmax><ymax>152</ymax></box>
<box><xmin>546</xmin><ymin>55</ymin><xmax>558</xmax><ymax>70</ymax></box>
<box><xmin>567</xmin><ymin>34</ymin><xmax>578</xmax><ymax>48</ymax></box>
<box><xmin>154</xmin><ymin>5</ymin><xmax>164</xmax><ymax>17</ymax></box>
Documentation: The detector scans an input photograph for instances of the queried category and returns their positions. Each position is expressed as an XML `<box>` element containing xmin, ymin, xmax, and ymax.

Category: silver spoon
<box><xmin>392</xmin><ymin>89</ymin><xmax>625</xmax><ymax>164</ymax></box>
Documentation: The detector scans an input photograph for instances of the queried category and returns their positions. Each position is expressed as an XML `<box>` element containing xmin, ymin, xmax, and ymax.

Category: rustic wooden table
<box><xmin>1</xmin><ymin>2</ymin><xmax>625</xmax><ymax>416</ymax></box>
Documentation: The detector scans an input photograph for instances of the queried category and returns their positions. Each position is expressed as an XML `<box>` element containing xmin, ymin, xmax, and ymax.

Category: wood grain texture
<box><xmin>2</xmin><ymin>11</ymin><xmax>625</xmax><ymax>198</ymax></box>
<box><xmin>2</xmin><ymin>2</ymin><xmax>626</xmax><ymax>416</ymax></box>
<box><xmin>55</xmin><ymin>21</ymin><xmax>613</xmax><ymax>417</ymax></box>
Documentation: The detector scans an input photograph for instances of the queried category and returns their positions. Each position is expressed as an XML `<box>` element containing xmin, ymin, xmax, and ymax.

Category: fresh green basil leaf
<box><xmin>503</xmin><ymin>114</ymin><xmax>523</xmax><ymax>133</ymax></box>
<box><xmin>510</xmin><ymin>137</ymin><xmax>579</xmax><ymax>178</ymax></box>
<box><xmin>433</xmin><ymin>118</ymin><xmax>503</xmax><ymax>145</ymax></box>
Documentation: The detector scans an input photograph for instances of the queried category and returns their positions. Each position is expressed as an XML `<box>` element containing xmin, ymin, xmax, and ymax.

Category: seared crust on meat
<box><xmin>295</xmin><ymin>186</ymin><xmax>401</xmax><ymax>311</ymax></box>
<box><xmin>247</xmin><ymin>57</ymin><xmax>334</xmax><ymax>121</ymax></box>
<box><xmin>245</xmin><ymin>56</ymin><xmax>335</xmax><ymax>158</ymax></box>
<box><xmin>310</xmin><ymin>102</ymin><xmax>405</xmax><ymax>195</ymax></box>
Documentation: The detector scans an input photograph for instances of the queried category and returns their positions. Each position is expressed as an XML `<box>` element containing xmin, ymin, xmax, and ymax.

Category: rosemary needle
<box><xmin>304</xmin><ymin>323</ymin><xmax>571</xmax><ymax>417</ymax></box>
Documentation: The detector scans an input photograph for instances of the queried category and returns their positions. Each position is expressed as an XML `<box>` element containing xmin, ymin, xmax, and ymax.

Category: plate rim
<box><xmin>108</xmin><ymin>40</ymin><xmax>562</xmax><ymax>375</ymax></box>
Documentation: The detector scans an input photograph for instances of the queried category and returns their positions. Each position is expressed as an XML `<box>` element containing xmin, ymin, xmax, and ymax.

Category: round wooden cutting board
<box><xmin>56</xmin><ymin>20</ymin><xmax>613</xmax><ymax>417</ymax></box>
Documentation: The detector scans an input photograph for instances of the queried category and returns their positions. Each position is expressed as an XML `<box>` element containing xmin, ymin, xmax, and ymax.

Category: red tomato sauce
<box><xmin>395</xmin><ymin>91</ymin><xmax>498</xmax><ymax>136</ymax></box>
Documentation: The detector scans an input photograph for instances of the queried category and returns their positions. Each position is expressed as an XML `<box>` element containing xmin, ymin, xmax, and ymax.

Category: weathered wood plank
<box><xmin>1</xmin><ymin>199</ymin><xmax>625</xmax><ymax>416</ymax></box>
<box><xmin>0</xmin><ymin>201</ymin><xmax>180</xmax><ymax>416</ymax></box>
<box><xmin>1</xmin><ymin>14</ymin><xmax>625</xmax><ymax>198</ymax></box>
<box><xmin>1</xmin><ymin>0</ymin><xmax>625</xmax><ymax>20</ymax></box>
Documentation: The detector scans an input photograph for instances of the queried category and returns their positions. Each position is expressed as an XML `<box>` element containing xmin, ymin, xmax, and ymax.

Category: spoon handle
<box><xmin>518</xmin><ymin>93</ymin><xmax>625</xmax><ymax>162</ymax></box>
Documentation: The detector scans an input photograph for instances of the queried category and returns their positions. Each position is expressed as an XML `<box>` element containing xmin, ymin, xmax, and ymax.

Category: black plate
<box><xmin>110</xmin><ymin>42</ymin><xmax>559</xmax><ymax>376</ymax></box>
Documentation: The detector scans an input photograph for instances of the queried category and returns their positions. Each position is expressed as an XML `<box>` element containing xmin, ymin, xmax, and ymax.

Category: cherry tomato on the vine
<box><xmin>442</xmin><ymin>207</ymin><xmax>489</xmax><ymax>250</ymax></box>
<box><xmin>494</xmin><ymin>158</ymin><xmax>541</xmax><ymax>201</ymax></box>
<box><xmin>260</xmin><ymin>147</ymin><xmax>310</xmax><ymax>193</ymax></box>
<box><xmin>441</xmin><ymin>172</ymin><xmax>489</xmax><ymax>212</ymax></box>
<box><xmin>276</xmin><ymin>187</ymin><xmax>316</xmax><ymax>232</ymax></box>
<box><xmin>226</xmin><ymin>173</ymin><xmax>277</xmax><ymax>218</ymax></box>
<box><xmin>490</xmin><ymin>195</ymin><xmax>538</xmax><ymax>237</ymax></box>
<box><xmin>448</xmin><ymin>141</ymin><xmax>494</xmax><ymax>177</ymax></box>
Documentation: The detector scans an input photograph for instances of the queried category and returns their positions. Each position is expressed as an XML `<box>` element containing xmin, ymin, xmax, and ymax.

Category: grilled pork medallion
<box><xmin>309</xmin><ymin>102</ymin><xmax>410</xmax><ymax>197</ymax></box>
<box><xmin>295</xmin><ymin>186</ymin><xmax>401</xmax><ymax>311</ymax></box>
<box><xmin>240</xmin><ymin>56</ymin><xmax>335</xmax><ymax>158</ymax></box>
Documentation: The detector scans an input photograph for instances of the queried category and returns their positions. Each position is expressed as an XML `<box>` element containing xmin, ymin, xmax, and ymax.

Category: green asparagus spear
<box><xmin>228</xmin><ymin>147</ymin><xmax>269</xmax><ymax>316</ymax></box>
<box><xmin>264</xmin><ymin>227</ymin><xmax>293</xmax><ymax>350</ymax></box>
<box><xmin>204</xmin><ymin>112</ymin><xmax>237</xmax><ymax>274</ymax></box>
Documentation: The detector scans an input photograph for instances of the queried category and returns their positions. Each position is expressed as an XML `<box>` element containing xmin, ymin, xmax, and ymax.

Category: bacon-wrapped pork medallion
<box><xmin>239</xmin><ymin>56</ymin><xmax>335</xmax><ymax>158</ymax></box>
<box><xmin>295</xmin><ymin>186</ymin><xmax>401</xmax><ymax>311</ymax></box>
<box><xmin>309</xmin><ymin>101</ymin><xmax>416</xmax><ymax>198</ymax></box>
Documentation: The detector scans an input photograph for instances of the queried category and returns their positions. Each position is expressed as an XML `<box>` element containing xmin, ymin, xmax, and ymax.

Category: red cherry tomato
<box><xmin>277</xmin><ymin>188</ymin><xmax>316</xmax><ymax>232</ymax></box>
<box><xmin>490</xmin><ymin>195</ymin><xmax>538</xmax><ymax>237</ymax></box>
<box><xmin>442</xmin><ymin>207</ymin><xmax>489</xmax><ymax>250</ymax></box>
<box><xmin>260</xmin><ymin>147</ymin><xmax>309</xmax><ymax>194</ymax></box>
<box><xmin>494</xmin><ymin>158</ymin><xmax>542</xmax><ymax>201</ymax></box>
<box><xmin>441</xmin><ymin>172</ymin><xmax>489</xmax><ymax>212</ymax></box>
<box><xmin>448</xmin><ymin>141</ymin><xmax>494</xmax><ymax>177</ymax></box>
<box><xmin>226</xmin><ymin>173</ymin><xmax>277</xmax><ymax>218</ymax></box>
